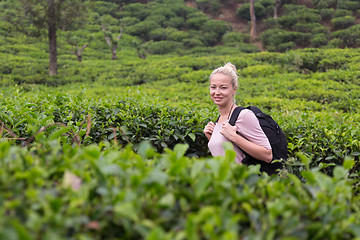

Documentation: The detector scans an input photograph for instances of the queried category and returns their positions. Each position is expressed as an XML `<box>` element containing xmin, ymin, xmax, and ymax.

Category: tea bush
<box><xmin>0</xmin><ymin>140</ymin><xmax>359</xmax><ymax>239</ymax></box>
<box><xmin>331</xmin><ymin>16</ymin><xmax>356</xmax><ymax>30</ymax></box>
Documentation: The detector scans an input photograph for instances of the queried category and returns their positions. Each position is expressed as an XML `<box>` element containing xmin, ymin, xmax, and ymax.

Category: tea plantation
<box><xmin>1</xmin><ymin>0</ymin><xmax>360</xmax><ymax>239</ymax></box>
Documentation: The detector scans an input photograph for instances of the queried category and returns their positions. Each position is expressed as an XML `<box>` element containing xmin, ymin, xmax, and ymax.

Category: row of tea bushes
<box><xmin>2</xmin><ymin>48</ymin><xmax>360</xmax><ymax>87</ymax></box>
<box><xmin>1</xmin><ymin>86</ymin><xmax>359</xmax><ymax>177</ymax></box>
<box><xmin>0</xmin><ymin>140</ymin><xmax>359</xmax><ymax>239</ymax></box>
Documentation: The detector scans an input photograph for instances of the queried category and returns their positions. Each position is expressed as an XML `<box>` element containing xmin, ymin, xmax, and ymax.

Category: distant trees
<box><xmin>19</xmin><ymin>0</ymin><xmax>87</xmax><ymax>75</ymax></box>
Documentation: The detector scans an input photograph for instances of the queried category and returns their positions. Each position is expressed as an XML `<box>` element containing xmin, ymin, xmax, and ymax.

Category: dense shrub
<box><xmin>121</xmin><ymin>3</ymin><xmax>150</xmax><ymax>20</ymax></box>
<box><xmin>201</xmin><ymin>19</ymin><xmax>231</xmax><ymax>46</ymax></box>
<box><xmin>195</xmin><ymin>0</ymin><xmax>215</xmax><ymax>12</ymax></box>
<box><xmin>310</xmin><ymin>25</ymin><xmax>330</xmax><ymax>34</ymax></box>
<box><xmin>168</xmin><ymin>30</ymin><xmax>189</xmax><ymax>42</ymax></box>
<box><xmin>145</xmin><ymin>7</ymin><xmax>177</xmax><ymax>27</ymax></box>
<box><xmin>277</xmin><ymin>6</ymin><xmax>321</xmax><ymax>30</ymax></box>
<box><xmin>337</xmin><ymin>0</ymin><xmax>360</xmax><ymax>11</ymax></box>
<box><xmin>261</xmin><ymin>28</ymin><xmax>303</xmax><ymax>52</ymax></box>
<box><xmin>149</xmin><ymin>28</ymin><xmax>176</xmax><ymax>41</ymax></box>
<box><xmin>179</xmin><ymin>69</ymin><xmax>211</xmax><ymax>83</ymax></box>
<box><xmin>164</xmin><ymin>16</ymin><xmax>185</xmax><ymax>29</ymax></box>
<box><xmin>334</xmin><ymin>9</ymin><xmax>352</xmax><ymax>18</ymax></box>
<box><xmin>314</xmin><ymin>0</ymin><xmax>337</xmax><ymax>9</ymax></box>
<box><xmin>262</xmin><ymin>18</ymin><xmax>280</xmax><ymax>30</ymax></box>
<box><xmin>331</xmin><ymin>24</ymin><xmax>360</xmax><ymax>48</ymax></box>
<box><xmin>183</xmin><ymin>38</ymin><xmax>204</xmax><ymax>48</ymax></box>
<box><xmin>294</xmin><ymin>23</ymin><xmax>325</xmax><ymax>33</ymax></box>
<box><xmin>331</xmin><ymin>16</ymin><xmax>356</xmax><ymax>30</ymax></box>
<box><xmin>86</xmin><ymin>1</ymin><xmax>119</xmax><ymax>16</ymax></box>
<box><xmin>1</xmin><ymin>139</ymin><xmax>359</xmax><ymax>239</ymax></box>
<box><xmin>144</xmin><ymin>40</ymin><xmax>183</xmax><ymax>54</ymax></box>
<box><xmin>319</xmin><ymin>8</ymin><xmax>335</xmax><ymax>19</ymax></box>
<box><xmin>311</xmin><ymin>33</ymin><xmax>329</xmax><ymax>48</ymax></box>
<box><xmin>125</xmin><ymin>21</ymin><xmax>160</xmax><ymax>41</ymax></box>
<box><xmin>222</xmin><ymin>32</ymin><xmax>248</xmax><ymax>46</ymax></box>
<box><xmin>236</xmin><ymin>3</ymin><xmax>267</xmax><ymax>20</ymax></box>
<box><xmin>186</xmin><ymin>12</ymin><xmax>209</xmax><ymax>29</ymax></box>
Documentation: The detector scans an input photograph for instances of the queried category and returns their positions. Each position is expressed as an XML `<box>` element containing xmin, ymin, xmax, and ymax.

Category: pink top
<box><xmin>208</xmin><ymin>109</ymin><xmax>271</xmax><ymax>164</ymax></box>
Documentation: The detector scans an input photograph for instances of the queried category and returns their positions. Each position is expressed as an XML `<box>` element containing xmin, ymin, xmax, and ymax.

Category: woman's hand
<box><xmin>204</xmin><ymin>121</ymin><xmax>215</xmax><ymax>140</ymax></box>
<box><xmin>220</xmin><ymin>123</ymin><xmax>237</xmax><ymax>141</ymax></box>
<box><xmin>221</xmin><ymin>123</ymin><xmax>273</xmax><ymax>163</ymax></box>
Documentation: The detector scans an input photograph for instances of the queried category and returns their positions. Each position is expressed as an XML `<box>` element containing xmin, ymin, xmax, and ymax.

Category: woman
<box><xmin>203</xmin><ymin>62</ymin><xmax>272</xmax><ymax>164</ymax></box>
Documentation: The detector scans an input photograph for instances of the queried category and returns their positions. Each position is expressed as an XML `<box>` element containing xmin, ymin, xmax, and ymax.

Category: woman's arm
<box><xmin>220</xmin><ymin>123</ymin><xmax>273</xmax><ymax>163</ymax></box>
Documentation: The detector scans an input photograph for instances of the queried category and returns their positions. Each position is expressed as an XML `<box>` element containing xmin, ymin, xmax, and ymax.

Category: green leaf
<box><xmin>333</xmin><ymin>166</ymin><xmax>347</xmax><ymax>180</ymax></box>
<box><xmin>10</xmin><ymin>219</ymin><xmax>32</xmax><ymax>240</ymax></box>
<box><xmin>158</xmin><ymin>193</ymin><xmax>175</xmax><ymax>207</ymax></box>
<box><xmin>301</xmin><ymin>170</ymin><xmax>316</xmax><ymax>184</ymax></box>
<box><xmin>114</xmin><ymin>202</ymin><xmax>139</xmax><ymax>222</ymax></box>
<box><xmin>174</xmin><ymin>143</ymin><xmax>189</xmax><ymax>159</ymax></box>
<box><xmin>194</xmin><ymin>175</ymin><xmax>211</xmax><ymax>198</ymax></box>
<box><xmin>191</xmin><ymin>160</ymin><xmax>205</xmax><ymax>178</ymax></box>
<box><xmin>48</xmin><ymin>127</ymin><xmax>70</xmax><ymax>140</ymax></box>
<box><xmin>138</xmin><ymin>141</ymin><xmax>156</xmax><ymax>159</ymax></box>
<box><xmin>41</xmin><ymin>115</ymin><xmax>54</xmax><ymax>125</ymax></box>
<box><xmin>146</xmin><ymin>227</ymin><xmax>165</xmax><ymax>240</ymax></box>
<box><xmin>343</xmin><ymin>157</ymin><xmax>355</xmax><ymax>170</ymax></box>
<box><xmin>14</xmin><ymin>118</ymin><xmax>27</xmax><ymax>128</ymax></box>
<box><xmin>188</xmin><ymin>133</ymin><xmax>196</xmax><ymax>141</ymax></box>
<box><xmin>0</xmin><ymin>112</ymin><xmax>14</xmax><ymax>126</ymax></box>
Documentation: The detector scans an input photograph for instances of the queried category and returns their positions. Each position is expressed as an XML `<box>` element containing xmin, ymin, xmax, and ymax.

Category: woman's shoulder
<box><xmin>237</xmin><ymin>108</ymin><xmax>258</xmax><ymax>122</ymax></box>
<box><xmin>239</xmin><ymin>108</ymin><xmax>254</xmax><ymax>117</ymax></box>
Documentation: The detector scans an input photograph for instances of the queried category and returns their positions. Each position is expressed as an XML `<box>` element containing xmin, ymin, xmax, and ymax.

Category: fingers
<box><xmin>204</xmin><ymin>121</ymin><xmax>215</xmax><ymax>132</ymax></box>
<box><xmin>220</xmin><ymin>123</ymin><xmax>237</xmax><ymax>139</ymax></box>
<box><xmin>204</xmin><ymin>121</ymin><xmax>215</xmax><ymax>140</ymax></box>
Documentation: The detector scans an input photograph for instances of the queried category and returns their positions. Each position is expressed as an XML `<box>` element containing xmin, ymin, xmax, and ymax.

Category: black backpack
<box><xmin>225</xmin><ymin>106</ymin><xmax>288</xmax><ymax>174</ymax></box>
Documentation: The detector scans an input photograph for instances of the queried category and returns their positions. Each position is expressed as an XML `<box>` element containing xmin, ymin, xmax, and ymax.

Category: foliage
<box><xmin>331</xmin><ymin>16</ymin><xmax>356</xmax><ymax>30</ymax></box>
<box><xmin>236</xmin><ymin>2</ymin><xmax>267</xmax><ymax>21</ymax></box>
<box><xmin>331</xmin><ymin>24</ymin><xmax>360</xmax><ymax>48</ymax></box>
<box><xmin>0</xmin><ymin>139</ymin><xmax>359</xmax><ymax>239</ymax></box>
<box><xmin>1</xmin><ymin>13</ymin><xmax>360</xmax><ymax>236</ymax></box>
<box><xmin>222</xmin><ymin>32</ymin><xmax>250</xmax><ymax>46</ymax></box>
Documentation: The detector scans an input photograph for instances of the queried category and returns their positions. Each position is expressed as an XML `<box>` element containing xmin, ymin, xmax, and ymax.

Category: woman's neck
<box><xmin>218</xmin><ymin>102</ymin><xmax>235</xmax><ymax>119</ymax></box>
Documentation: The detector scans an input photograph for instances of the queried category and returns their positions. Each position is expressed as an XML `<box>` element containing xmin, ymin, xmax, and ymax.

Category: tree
<box><xmin>250</xmin><ymin>0</ymin><xmax>257</xmax><ymax>38</ymax></box>
<box><xmin>19</xmin><ymin>0</ymin><xmax>86</xmax><ymax>76</ymax></box>
<box><xmin>102</xmin><ymin>25</ymin><xmax>124</xmax><ymax>60</ymax></box>
<box><xmin>66</xmin><ymin>31</ymin><xmax>93</xmax><ymax>62</ymax></box>
<box><xmin>131</xmin><ymin>39</ymin><xmax>147</xmax><ymax>59</ymax></box>
<box><xmin>274</xmin><ymin>0</ymin><xmax>281</xmax><ymax>19</ymax></box>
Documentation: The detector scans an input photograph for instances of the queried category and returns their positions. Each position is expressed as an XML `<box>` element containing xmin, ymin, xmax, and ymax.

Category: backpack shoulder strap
<box><xmin>229</xmin><ymin>106</ymin><xmax>246</xmax><ymax>126</ymax></box>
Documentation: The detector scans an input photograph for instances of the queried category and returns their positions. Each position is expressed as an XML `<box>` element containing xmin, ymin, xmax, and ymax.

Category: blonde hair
<box><xmin>209</xmin><ymin>62</ymin><xmax>238</xmax><ymax>89</ymax></box>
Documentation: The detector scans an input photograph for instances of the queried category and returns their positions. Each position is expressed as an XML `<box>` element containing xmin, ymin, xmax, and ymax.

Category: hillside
<box><xmin>185</xmin><ymin>0</ymin><xmax>360</xmax><ymax>51</ymax></box>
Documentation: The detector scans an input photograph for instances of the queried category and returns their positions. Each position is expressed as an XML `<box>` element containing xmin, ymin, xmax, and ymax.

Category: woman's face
<box><xmin>210</xmin><ymin>73</ymin><xmax>236</xmax><ymax>107</ymax></box>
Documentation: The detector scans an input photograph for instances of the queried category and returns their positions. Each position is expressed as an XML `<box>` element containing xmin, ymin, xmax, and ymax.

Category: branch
<box><xmin>21</xmin><ymin>122</ymin><xmax>68</xmax><ymax>147</ymax></box>
<box><xmin>85</xmin><ymin>114</ymin><xmax>91</xmax><ymax>137</ymax></box>
<box><xmin>81</xmin><ymin>44</ymin><xmax>89</xmax><ymax>52</ymax></box>
<box><xmin>70</xmin><ymin>44</ymin><xmax>76</xmax><ymax>55</ymax></box>
<box><xmin>0</xmin><ymin>121</ymin><xmax>17</xmax><ymax>137</ymax></box>
<box><xmin>117</xmin><ymin>25</ymin><xmax>124</xmax><ymax>40</ymax></box>
<box><xmin>102</xmin><ymin>25</ymin><xmax>112</xmax><ymax>47</ymax></box>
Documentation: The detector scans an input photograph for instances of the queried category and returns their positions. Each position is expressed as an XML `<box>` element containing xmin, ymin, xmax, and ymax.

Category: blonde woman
<box><xmin>203</xmin><ymin>62</ymin><xmax>273</xmax><ymax>165</ymax></box>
